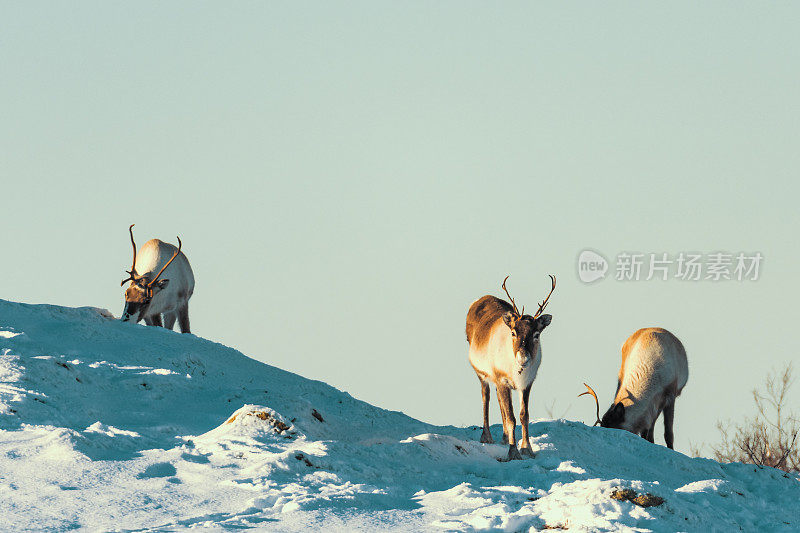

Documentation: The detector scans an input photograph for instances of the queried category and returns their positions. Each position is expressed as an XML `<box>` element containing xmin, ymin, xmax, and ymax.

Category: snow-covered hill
<box><xmin>0</xmin><ymin>300</ymin><xmax>797</xmax><ymax>532</ymax></box>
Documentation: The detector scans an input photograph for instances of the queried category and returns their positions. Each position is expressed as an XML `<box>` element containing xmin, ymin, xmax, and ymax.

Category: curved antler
<box><xmin>578</xmin><ymin>382</ymin><xmax>601</xmax><ymax>426</ymax></box>
<box><xmin>120</xmin><ymin>224</ymin><xmax>138</xmax><ymax>286</ymax></box>
<box><xmin>148</xmin><ymin>237</ymin><xmax>182</xmax><ymax>291</ymax></box>
<box><xmin>532</xmin><ymin>275</ymin><xmax>556</xmax><ymax>319</ymax></box>
<box><xmin>501</xmin><ymin>275</ymin><xmax>523</xmax><ymax>317</ymax></box>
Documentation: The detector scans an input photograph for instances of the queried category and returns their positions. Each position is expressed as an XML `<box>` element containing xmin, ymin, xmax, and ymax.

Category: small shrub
<box><xmin>695</xmin><ymin>364</ymin><xmax>799</xmax><ymax>473</ymax></box>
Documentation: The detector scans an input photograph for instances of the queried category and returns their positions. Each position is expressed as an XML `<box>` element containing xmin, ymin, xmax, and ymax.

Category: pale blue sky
<box><xmin>3</xmin><ymin>3</ymin><xmax>799</xmax><ymax>452</ymax></box>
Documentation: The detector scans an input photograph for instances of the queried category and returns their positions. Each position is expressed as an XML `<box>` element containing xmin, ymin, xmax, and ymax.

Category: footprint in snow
<box><xmin>137</xmin><ymin>462</ymin><xmax>178</xmax><ymax>479</ymax></box>
<box><xmin>181</xmin><ymin>452</ymin><xmax>211</xmax><ymax>464</ymax></box>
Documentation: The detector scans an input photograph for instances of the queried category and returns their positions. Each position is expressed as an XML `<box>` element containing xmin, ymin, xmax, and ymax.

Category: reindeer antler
<box><xmin>147</xmin><ymin>237</ymin><xmax>182</xmax><ymax>292</ymax></box>
<box><xmin>532</xmin><ymin>275</ymin><xmax>556</xmax><ymax>319</ymax></box>
<box><xmin>501</xmin><ymin>275</ymin><xmax>523</xmax><ymax>316</ymax></box>
<box><xmin>578</xmin><ymin>382</ymin><xmax>601</xmax><ymax>426</ymax></box>
<box><xmin>120</xmin><ymin>224</ymin><xmax>138</xmax><ymax>286</ymax></box>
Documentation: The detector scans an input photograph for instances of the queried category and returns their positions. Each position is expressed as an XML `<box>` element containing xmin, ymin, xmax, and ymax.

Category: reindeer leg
<box><xmin>498</xmin><ymin>385</ymin><xmax>521</xmax><ymax>460</ymax></box>
<box><xmin>150</xmin><ymin>314</ymin><xmax>163</xmax><ymax>328</ymax></box>
<box><xmin>646</xmin><ymin>424</ymin><xmax>655</xmax><ymax>443</ymax></box>
<box><xmin>177</xmin><ymin>304</ymin><xmax>191</xmax><ymax>334</ymax></box>
<box><xmin>478</xmin><ymin>377</ymin><xmax>493</xmax><ymax>443</ymax></box>
<box><xmin>163</xmin><ymin>312</ymin><xmax>177</xmax><ymax>331</ymax></box>
<box><xmin>518</xmin><ymin>384</ymin><xmax>534</xmax><ymax>457</ymax></box>
<box><xmin>663</xmin><ymin>395</ymin><xmax>676</xmax><ymax>449</ymax></box>
<box><xmin>496</xmin><ymin>385</ymin><xmax>510</xmax><ymax>445</ymax></box>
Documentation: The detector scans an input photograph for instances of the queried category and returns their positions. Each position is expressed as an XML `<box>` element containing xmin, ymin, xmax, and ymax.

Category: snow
<box><xmin>0</xmin><ymin>299</ymin><xmax>798</xmax><ymax>531</ymax></box>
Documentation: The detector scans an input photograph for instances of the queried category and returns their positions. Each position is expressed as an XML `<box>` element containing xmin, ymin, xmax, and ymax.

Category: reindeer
<box><xmin>579</xmin><ymin>327</ymin><xmax>688</xmax><ymax>449</ymax></box>
<box><xmin>466</xmin><ymin>275</ymin><xmax>556</xmax><ymax>460</ymax></box>
<box><xmin>120</xmin><ymin>224</ymin><xmax>195</xmax><ymax>333</ymax></box>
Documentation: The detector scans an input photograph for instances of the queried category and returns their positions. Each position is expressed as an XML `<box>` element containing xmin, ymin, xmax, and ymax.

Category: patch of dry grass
<box><xmin>610</xmin><ymin>488</ymin><xmax>664</xmax><ymax>508</ymax></box>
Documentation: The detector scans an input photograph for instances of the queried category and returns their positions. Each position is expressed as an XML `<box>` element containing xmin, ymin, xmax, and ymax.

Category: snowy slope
<box><xmin>0</xmin><ymin>300</ymin><xmax>798</xmax><ymax>532</ymax></box>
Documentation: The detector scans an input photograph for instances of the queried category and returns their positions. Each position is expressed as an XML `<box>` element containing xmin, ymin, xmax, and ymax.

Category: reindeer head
<box><xmin>600</xmin><ymin>402</ymin><xmax>627</xmax><ymax>429</ymax></box>
<box><xmin>120</xmin><ymin>224</ymin><xmax>182</xmax><ymax>322</ymax></box>
<box><xmin>579</xmin><ymin>383</ymin><xmax>627</xmax><ymax>429</ymax></box>
<box><xmin>501</xmin><ymin>275</ymin><xmax>555</xmax><ymax>367</ymax></box>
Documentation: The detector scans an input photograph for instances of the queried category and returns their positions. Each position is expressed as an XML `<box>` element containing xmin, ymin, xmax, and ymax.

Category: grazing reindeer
<box><xmin>580</xmin><ymin>327</ymin><xmax>688</xmax><ymax>449</ymax></box>
<box><xmin>120</xmin><ymin>225</ymin><xmax>195</xmax><ymax>333</ymax></box>
<box><xmin>466</xmin><ymin>275</ymin><xmax>555</xmax><ymax>460</ymax></box>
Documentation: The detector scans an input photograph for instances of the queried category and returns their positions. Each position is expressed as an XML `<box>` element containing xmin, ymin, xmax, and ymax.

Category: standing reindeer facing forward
<box><xmin>120</xmin><ymin>224</ymin><xmax>195</xmax><ymax>333</ymax></box>
<box><xmin>580</xmin><ymin>327</ymin><xmax>688</xmax><ymax>449</ymax></box>
<box><xmin>466</xmin><ymin>275</ymin><xmax>555</xmax><ymax>460</ymax></box>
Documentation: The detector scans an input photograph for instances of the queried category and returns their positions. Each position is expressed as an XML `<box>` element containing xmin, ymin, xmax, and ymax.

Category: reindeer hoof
<box><xmin>520</xmin><ymin>447</ymin><xmax>535</xmax><ymax>458</ymax></box>
<box><xmin>479</xmin><ymin>432</ymin><xmax>494</xmax><ymax>444</ymax></box>
<box><xmin>507</xmin><ymin>446</ymin><xmax>523</xmax><ymax>461</ymax></box>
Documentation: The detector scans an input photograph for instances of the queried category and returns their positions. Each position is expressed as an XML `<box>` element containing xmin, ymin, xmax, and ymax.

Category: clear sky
<box><xmin>3</xmin><ymin>2</ymin><xmax>799</xmax><ymax>452</ymax></box>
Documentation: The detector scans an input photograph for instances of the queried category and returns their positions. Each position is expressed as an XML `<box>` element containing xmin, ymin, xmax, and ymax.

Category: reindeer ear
<box><xmin>502</xmin><ymin>312</ymin><xmax>516</xmax><ymax>328</ymax></box>
<box><xmin>612</xmin><ymin>402</ymin><xmax>625</xmax><ymax>418</ymax></box>
<box><xmin>537</xmin><ymin>314</ymin><xmax>552</xmax><ymax>328</ymax></box>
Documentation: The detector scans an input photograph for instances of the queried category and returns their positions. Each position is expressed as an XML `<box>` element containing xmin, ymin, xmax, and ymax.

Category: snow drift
<box><xmin>0</xmin><ymin>299</ymin><xmax>797</xmax><ymax>531</ymax></box>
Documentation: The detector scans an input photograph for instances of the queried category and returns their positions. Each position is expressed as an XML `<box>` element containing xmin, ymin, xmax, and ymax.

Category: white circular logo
<box><xmin>577</xmin><ymin>250</ymin><xmax>608</xmax><ymax>283</ymax></box>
